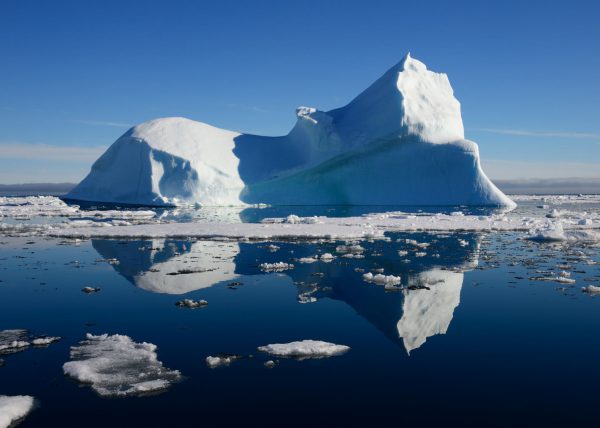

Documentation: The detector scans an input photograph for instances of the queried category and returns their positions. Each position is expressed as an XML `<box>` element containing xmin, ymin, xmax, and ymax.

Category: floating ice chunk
<box><xmin>205</xmin><ymin>353</ymin><xmax>241</xmax><ymax>368</ymax></box>
<box><xmin>0</xmin><ymin>395</ymin><xmax>35</xmax><ymax>428</ymax></box>
<box><xmin>296</xmin><ymin>256</ymin><xmax>318</xmax><ymax>264</ymax></box>
<box><xmin>298</xmin><ymin>292</ymin><xmax>318</xmax><ymax>304</ymax></box>
<box><xmin>527</xmin><ymin>222</ymin><xmax>566</xmax><ymax>242</ymax></box>
<box><xmin>266</xmin><ymin>244</ymin><xmax>280</xmax><ymax>252</ymax></box>
<box><xmin>259</xmin><ymin>262</ymin><xmax>294</xmax><ymax>272</ymax></box>
<box><xmin>578</xmin><ymin>218</ymin><xmax>593</xmax><ymax>226</ymax></box>
<box><xmin>320</xmin><ymin>252</ymin><xmax>335</xmax><ymax>262</ymax></box>
<box><xmin>175</xmin><ymin>299</ymin><xmax>208</xmax><ymax>308</ymax></box>
<box><xmin>362</xmin><ymin>272</ymin><xmax>401</xmax><ymax>286</ymax></box>
<box><xmin>335</xmin><ymin>244</ymin><xmax>365</xmax><ymax>254</ymax></box>
<box><xmin>257</xmin><ymin>340</ymin><xmax>350</xmax><ymax>358</ymax></box>
<box><xmin>0</xmin><ymin>330</ymin><xmax>60</xmax><ymax>355</ymax></box>
<box><xmin>582</xmin><ymin>285</ymin><xmax>600</xmax><ymax>296</ymax></box>
<box><xmin>398</xmin><ymin>250</ymin><xmax>409</xmax><ymax>256</ymax></box>
<box><xmin>264</xmin><ymin>360</ymin><xmax>276</xmax><ymax>368</ymax></box>
<box><xmin>31</xmin><ymin>336</ymin><xmax>61</xmax><ymax>346</ymax></box>
<box><xmin>62</xmin><ymin>333</ymin><xmax>182</xmax><ymax>397</ymax></box>
<box><xmin>529</xmin><ymin>276</ymin><xmax>576</xmax><ymax>284</ymax></box>
<box><xmin>82</xmin><ymin>286</ymin><xmax>101</xmax><ymax>293</ymax></box>
<box><xmin>458</xmin><ymin>239</ymin><xmax>468</xmax><ymax>247</ymax></box>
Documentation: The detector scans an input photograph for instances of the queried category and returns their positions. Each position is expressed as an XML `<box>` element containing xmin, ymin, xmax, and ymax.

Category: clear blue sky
<box><xmin>1</xmin><ymin>0</ymin><xmax>599</xmax><ymax>183</ymax></box>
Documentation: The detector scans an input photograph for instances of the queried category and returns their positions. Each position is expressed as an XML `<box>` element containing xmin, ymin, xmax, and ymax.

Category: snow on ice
<box><xmin>0</xmin><ymin>395</ymin><xmax>35</xmax><ymax>428</ymax></box>
<box><xmin>62</xmin><ymin>333</ymin><xmax>182</xmax><ymax>397</ymax></box>
<box><xmin>257</xmin><ymin>340</ymin><xmax>350</xmax><ymax>358</ymax></box>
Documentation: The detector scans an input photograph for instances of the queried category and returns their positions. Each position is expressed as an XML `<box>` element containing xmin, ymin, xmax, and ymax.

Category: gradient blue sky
<box><xmin>1</xmin><ymin>0</ymin><xmax>599</xmax><ymax>183</ymax></box>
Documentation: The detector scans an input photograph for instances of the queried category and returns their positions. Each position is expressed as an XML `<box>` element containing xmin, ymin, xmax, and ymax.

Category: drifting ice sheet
<box><xmin>62</xmin><ymin>333</ymin><xmax>182</xmax><ymax>397</ymax></box>
<box><xmin>257</xmin><ymin>340</ymin><xmax>350</xmax><ymax>358</ymax></box>
<box><xmin>0</xmin><ymin>395</ymin><xmax>35</xmax><ymax>428</ymax></box>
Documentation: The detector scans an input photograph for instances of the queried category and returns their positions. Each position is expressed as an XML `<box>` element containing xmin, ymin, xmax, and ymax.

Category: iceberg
<box><xmin>66</xmin><ymin>54</ymin><xmax>514</xmax><ymax>207</ymax></box>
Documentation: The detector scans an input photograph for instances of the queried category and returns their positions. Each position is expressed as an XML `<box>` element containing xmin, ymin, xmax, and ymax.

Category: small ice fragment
<box><xmin>320</xmin><ymin>253</ymin><xmax>335</xmax><ymax>261</ymax></box>
<box><xmin>297</xmin><ymin>257</ymin><xmax>318</xmax><ymax>264</ymax></box>
<box><xmin>31</xmin><ymin>336</ymin><xmax>61</xmax><ymax>346</ymax></box>
<box><xmin>582</xmin><ymin>285</ymin><xmax>600</xmax><ymax>296</ymax></box>
<box><xmin>259</xmin><ymin>262</ymin><xmax>294</xmax><ymax>272</ymax></box>
<box><xmin>205</xmin><ymin>353</ymin><xmax>242</xmax><ymax>368</ymax></box>
<box><xmin>175</xmin><ymin>299</ymin><xmax>208</xmax><ymax>308</ymax></box>
<box><xmin>363</xmin><ymin>273</ymin><xmax>401</xmax><ymax>286</ymax></box>
<box><xmin>257</xmin><ymin>340</ymin><xmax>350</xmax><ymax>358</ymax></box>
<box><xmin>82</xmin><ymin>286</ymin><xmax>101</xmax><ymax>293</ymax></box>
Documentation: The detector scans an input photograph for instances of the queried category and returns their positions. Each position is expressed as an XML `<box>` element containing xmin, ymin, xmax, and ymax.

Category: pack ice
<box><xmin>66</xmin><ymin>53</ymin><xmax>514</xmax><ymax>207</ymax></box>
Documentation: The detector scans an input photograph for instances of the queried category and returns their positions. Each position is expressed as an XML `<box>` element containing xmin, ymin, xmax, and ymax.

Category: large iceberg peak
<box><xmin>328</xmin><ymin>53</ymin><xmax>464</xmax><ymax>145</ymax></box>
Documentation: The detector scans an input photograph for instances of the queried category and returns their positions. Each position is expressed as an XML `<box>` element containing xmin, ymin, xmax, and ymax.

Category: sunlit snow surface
<box><xmin>1</xmin><ymin>196</ymin><xmax>599</xmax><ymax>242</ymax></box>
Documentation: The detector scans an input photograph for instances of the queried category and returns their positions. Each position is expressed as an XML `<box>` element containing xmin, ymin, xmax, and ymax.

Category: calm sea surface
<box><xmin>1</xmin><ymin>200</ymin><xmax>600</xmax><ymax>427</ymax></box>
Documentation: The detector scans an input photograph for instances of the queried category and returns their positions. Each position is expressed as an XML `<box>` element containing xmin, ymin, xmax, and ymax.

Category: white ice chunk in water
<box><xmin>62</xmin><ymin>333</ymin><xmax>182</xmax><ymax>397</ymax></box>
<box><xmin>205</xmin><ymin>354</ymin><xmax>241</xmax><ymax>368</ymax></box>
<box><xmin>0</xmin><ymin>395</ymin><xmax>35</xmax><ymax>428</ymax></box>
<box><xmin>257</xmin><ymin>340</ymin><xmax>350</xmax><ymax>358</ymax></box>
<box><xmin>362</xmin><ymin>272</ymin><xmax>401</xmax><ymax>286</ymax></box>
<box><xmin>259</xmin><ymin>262</ymin><xmax>294</xmax><ymax>272</ymax></box>
<box><xmin>0</xmin><ymin>329</ymin><xmax>60</xmax><ymax>354</ymax></box>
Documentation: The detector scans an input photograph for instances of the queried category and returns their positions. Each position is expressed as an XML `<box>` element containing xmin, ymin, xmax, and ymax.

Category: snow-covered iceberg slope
<box><xmin>67</xmin><ymin>53</ymin><xmax>514</xmax><ymax>207</ymax></box>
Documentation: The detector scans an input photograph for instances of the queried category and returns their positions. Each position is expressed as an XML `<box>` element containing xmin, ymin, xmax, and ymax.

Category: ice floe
<box><xmin>62</xmin><ymin>333</ymin><xmax>182</xmax><ymax>397</ymax></box>
<box><xmin>257</xmin><ymin>340</ymin><xmax>350</xmax><ymax>358</ymax></box>
<box><xmin>0</xmin><ymin>329</ymin><xmax>60</xmax><ymax>355</ymax></box>
<box><xmin>205</xmin><ymin>354</ymin><xmax>242</xmax><ymax>368</ymax></box>
<box><xmin>259</xmin><ymin>262</ymin><xmax>294</xmax><ymax>272</ymax></box>
<box><xmin>0</xmin><ymin>395</ymin><xmax>35</xmax><ymax>428</ymax></box>
<box><xmin>362</xmin><ymin>272</ymin><xmax>402</xmax><ymax>286</ymax></box>
<box><xmin>582</xmin><ymin>285</ymin><xmax>600</xmax><ymax>296</ymax></box>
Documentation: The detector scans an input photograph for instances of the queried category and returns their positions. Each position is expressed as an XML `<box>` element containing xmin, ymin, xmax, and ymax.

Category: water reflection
<box><xmin>92</xmin><ymin>232</ymin><xmax>480</xmax><ymax>353</ymax></box>
<box><xmin>92</xmin><ymin>239</ymin><xmax>240</xmax><ymax>294</ymax></box>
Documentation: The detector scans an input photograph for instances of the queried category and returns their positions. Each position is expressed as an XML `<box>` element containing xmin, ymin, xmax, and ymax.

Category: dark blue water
<box><xmin>1</xmin><ymin>232</ymin><xmax>599</xmax><ymax>427</ymax></box>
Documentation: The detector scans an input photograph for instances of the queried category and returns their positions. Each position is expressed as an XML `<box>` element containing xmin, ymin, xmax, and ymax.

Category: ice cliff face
<box><xmin>67</xmin><ymin>53</ymin><xmax>514</xmax><ymax>207</ymax></box>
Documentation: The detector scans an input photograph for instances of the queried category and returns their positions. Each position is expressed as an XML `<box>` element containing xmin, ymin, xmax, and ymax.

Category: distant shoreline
<box><xmin>1</xmin><ymin>179</ymin><xmax>599</xmax><ymax>197</ymax></box>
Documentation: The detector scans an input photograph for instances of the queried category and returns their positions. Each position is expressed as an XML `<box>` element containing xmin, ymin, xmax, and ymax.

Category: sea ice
<box><xmin>259</xmin><ymin>262</ymin><xmax>294</xmax><ymax>272</ymax></box>
<box><xmin>362</xmin><ymin>272</ymin><xmax>402</xmax><ymax>286</ymax></box>
<box><xmin>62</xmin><ymin>333</ymin><xmax>182</xmax><ymax>397</ymax></box>
<box><xmin>257</xmin><ymin>340</ymin><xmax>350</xmax><ymax>358</ymax></box>
<box><xmin>0</xmin><ymin>395</ymin><xmax>35</xmax><ymax>428</ymax></box>
<box><xmin>0</xmin><ymin>330</ymin><xmax>60</xmax><ymax>355</ymax></box>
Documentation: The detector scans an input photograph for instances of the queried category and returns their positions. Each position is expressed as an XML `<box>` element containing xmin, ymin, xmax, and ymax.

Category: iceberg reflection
<box><xmin>92</xmin><ymin>232</ymin><xmax>480</xmax><ymax>353</ymax></box>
